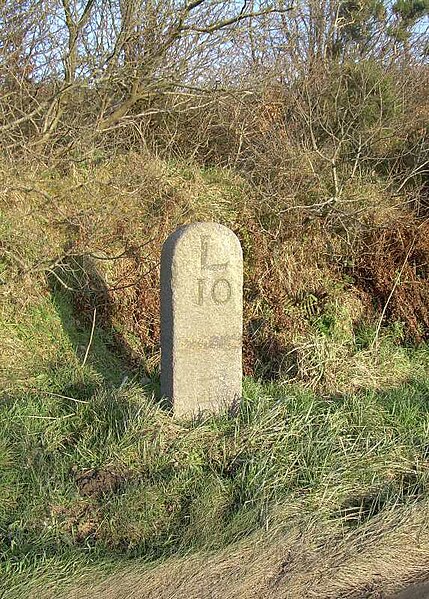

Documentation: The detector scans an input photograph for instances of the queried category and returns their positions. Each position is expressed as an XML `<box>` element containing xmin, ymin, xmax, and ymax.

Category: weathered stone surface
<box><xmin>160</xmin><ymin>222</ymin><xmax>243</xmax><ymax>416</ymax></box>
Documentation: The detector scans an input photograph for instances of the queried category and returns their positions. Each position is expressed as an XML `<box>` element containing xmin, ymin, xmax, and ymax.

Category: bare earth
<box><xmin>391</xmin><ymin>580</ymin><xmax>429</xmax><ymax>599</ymax></box>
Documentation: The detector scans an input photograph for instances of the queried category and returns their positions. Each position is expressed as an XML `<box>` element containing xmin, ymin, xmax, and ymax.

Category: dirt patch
<box><xmin>390</xmin><ymin>579</ymin><xmax>429</xmax><ymax>598</ymax></box>
<box><xmin>50</xmin><ymin>501</ymin><xmax>101</xmax><ymax>543</ymax></box>
<box><xmin>74</xmin><ymin>468</ymin><xmax>125</xmax><ymax>499</ymax></box>
<box><xmin>50</xmin><ymin>467</ymin><xmax>127</xmax><ymax>544</ymax></box>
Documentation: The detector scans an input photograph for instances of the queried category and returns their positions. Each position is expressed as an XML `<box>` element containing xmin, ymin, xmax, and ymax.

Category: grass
<box><xmin>1</xmin><ymin>154</ymin><xmax>429</xmax><ymax>597</ymax></box>
<box><xmin>1</xmin><ymin>374</ymin><xmax>429</xmax><ymax>596</ymax></box>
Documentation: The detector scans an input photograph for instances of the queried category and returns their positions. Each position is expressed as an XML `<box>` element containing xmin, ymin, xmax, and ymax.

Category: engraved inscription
<box><xmin>201</xmin><ymin>235</ymin><xmax>229</xmax><ymax>271</ymax></box>
<box><xmin>196</xmin><ymin>278</ymin><xmax>232</xmax><ymax>305</ymax></box>
<box><xmin>196</xmin><ymin>235</ymin><xmax>232</xmax><ymax>305</ymax></box>
<box><xmin>177</xmin><ymin>335</ymin><xmax>241</xmax><ymax>350</ymax></box>
<box><xmin>211</xmin><ymin>278</ymin><xmax>232</xmax><ymax>304</ymax></box>
<box><xmin>197</xmin><ymin>278</ymin><xmax>205</xmax><ymax>305</ymax></box>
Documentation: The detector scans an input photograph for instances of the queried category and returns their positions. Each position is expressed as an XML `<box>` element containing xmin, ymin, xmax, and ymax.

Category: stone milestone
<box><xmin>160</xmin><ymin>222</ymin><xmax>243</xmax><ymax>417</ymax></box>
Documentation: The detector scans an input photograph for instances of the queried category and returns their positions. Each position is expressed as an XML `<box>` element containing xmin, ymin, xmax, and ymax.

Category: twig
<box><xmin>21</xmin><ymin>387</ymin><xmax>89</xmax><ymax>404</ymax></box>
<box><xmin>396</xmin><ymin>159</ymin><xmax>429</xmax><ymax>193</ymax></box>
<box><xmin>46</xmin><ymin>267</ymin><xmax>76</xmax><ymax>291</ymax></box>
<box><xmin>183</xmin><ymin>6</ymin><xmax>294</xmax><ymax>33</ymax></box>
<box><xmin>28</xmin><ymin>414</ymin><xmax>75</xmax><ymax>420</ymax></box>
<box><xmin>37</xmin><ymin>390</ymin><xmax>89</xmax><ymax>404</ymax></box>
<box><xmin>82</xmin><ymin>307</ymin><xmax>97</xmax><ymax>367</ymax></box>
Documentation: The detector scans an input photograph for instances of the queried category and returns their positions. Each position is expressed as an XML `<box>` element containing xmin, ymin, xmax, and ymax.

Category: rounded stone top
<box><xmin>162</xmin><ymin>222</ymin><xmax>242</xmax><ymax>259</ymax></box>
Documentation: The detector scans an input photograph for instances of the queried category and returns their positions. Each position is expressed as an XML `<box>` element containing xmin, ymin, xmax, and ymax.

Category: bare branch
<box><xmin>182</xmin><ymin>5</ymin><xmax>295</xmax><ymax>33</ymax></box>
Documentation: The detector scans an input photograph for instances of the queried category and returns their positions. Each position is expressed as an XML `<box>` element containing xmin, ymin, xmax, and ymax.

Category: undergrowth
<box><xmin>2</xmin><ymin>154</ymin><xmax>428</xmax><ymax>392</ymax></box>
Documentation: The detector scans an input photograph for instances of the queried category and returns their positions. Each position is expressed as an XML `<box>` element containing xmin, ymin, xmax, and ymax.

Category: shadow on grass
<box><xmin>46</xmin><ymin>255</ymin><xmax>166</xmax><ymax>407</ymax></box>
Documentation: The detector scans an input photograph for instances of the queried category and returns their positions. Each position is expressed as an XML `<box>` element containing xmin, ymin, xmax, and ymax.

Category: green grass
<box><xmin>1</xmin><ymin>372</ymin><xmax>429</xmax><ymax>595</ymax></box>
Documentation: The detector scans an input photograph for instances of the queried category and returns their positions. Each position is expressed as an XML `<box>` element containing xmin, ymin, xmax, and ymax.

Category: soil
<box><xmin>74</xmin><ymin>468</ymin><xmax>125</xmax><ymax>498</ymax></box>
<box><xmin>389</xmin><ymin>580</ymin><xmax>429</xmax><ymax>599</ymax></box>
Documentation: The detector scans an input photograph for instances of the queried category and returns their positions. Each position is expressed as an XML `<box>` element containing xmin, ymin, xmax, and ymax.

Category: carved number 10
<box><xmin>198</xmin><ymin>278</ymin><xmax>232</xmax><ymax>305</ymax></box>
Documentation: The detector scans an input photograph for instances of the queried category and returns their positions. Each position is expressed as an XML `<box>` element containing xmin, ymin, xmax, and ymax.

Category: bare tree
<box><xmin>0</xmin><ymin>0</ymin><xmax>294</xmax><ymax>152</ymax></box>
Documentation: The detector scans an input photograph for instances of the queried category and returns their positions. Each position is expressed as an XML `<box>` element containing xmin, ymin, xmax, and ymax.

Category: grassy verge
<box><xmin>1</xmin><ymin>154</ymin><xmax>429</xmax><ymax>597</ymax></box>
<box><xmin>1</xmin><ymin>371</ymin><xmax>429</xmax><ymax>596</ymax></box>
